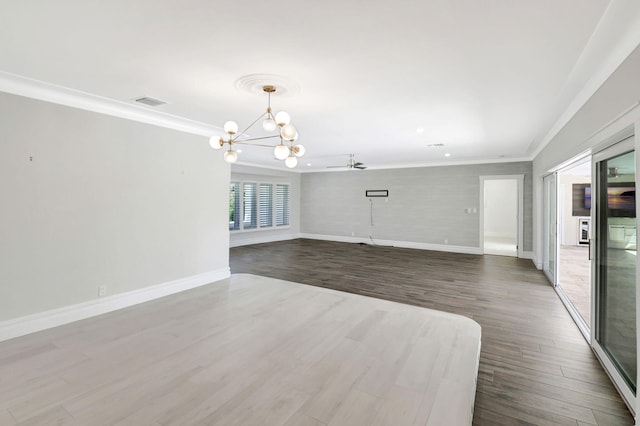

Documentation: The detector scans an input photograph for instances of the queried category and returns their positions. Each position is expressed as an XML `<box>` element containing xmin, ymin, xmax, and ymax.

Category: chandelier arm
<box><xmin>233</xmin><ymin>142</ymin><xmax>280</xmax><ymax>148</ymax></box>
<box><xmin>235</xmin><ymin>135</ymin><xmax>281</xmax><ymax>143</ymax></box>
<box><xmin>231</xmin><ymin>111</ymin><xmax>269</xmax><ymax>142</ymax></box>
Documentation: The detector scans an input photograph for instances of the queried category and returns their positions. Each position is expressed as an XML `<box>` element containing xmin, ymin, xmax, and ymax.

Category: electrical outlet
<box><xmin>351</xmin><ymin>231</ymin><xmax>355</xmax><ymax>236</ymax></box>
<box><xmin>98</xmin><ymin>285</ymin><xmax>107</xmax><ymax>297</ymax></box>
<box><xmin>444</xmin><ymin>239</ymin><xmax>449</xmax><ymax>244</ymax></box>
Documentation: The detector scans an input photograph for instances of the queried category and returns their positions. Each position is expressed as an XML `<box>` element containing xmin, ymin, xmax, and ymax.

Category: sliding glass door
<box><xmin>593</xmin><ymin>137</ymin><xmax>637</xmax><ymax>406</ymax></box>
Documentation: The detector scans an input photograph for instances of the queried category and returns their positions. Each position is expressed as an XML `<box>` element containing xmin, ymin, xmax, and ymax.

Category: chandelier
<box><xmin>209</xmin><ymin>85</ymin><xmax>305</xmax><ymax>168</ymax></box>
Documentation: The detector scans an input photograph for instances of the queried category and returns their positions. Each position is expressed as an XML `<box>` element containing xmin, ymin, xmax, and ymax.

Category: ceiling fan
<box><xmin>327</xmin><ymin>153</ymin><xmax>367</xmax><ymax>170</ymax></box>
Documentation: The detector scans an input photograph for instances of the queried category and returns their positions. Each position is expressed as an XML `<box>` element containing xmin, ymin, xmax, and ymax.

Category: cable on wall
<box><xmin>365</xmin><ymin>190</ymin><xmax>388</xmax><ymax>246</ymax></box>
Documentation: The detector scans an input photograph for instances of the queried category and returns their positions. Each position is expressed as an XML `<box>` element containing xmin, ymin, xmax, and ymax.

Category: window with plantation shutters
<box><xmin>229</xmin><ymin>182</ymin><xmax>240</xmax><ymax>230</ymax></box>
<box><xmin>229</xmin><ymin>181</ymin><xmax>289</xmax><ymax>231</ymax></box>
<box><xmin>243</xmin><ymin>183</ymin><xmax>257</xmax><ymax>229</ymax></box>
<box><xmin>275</xmin><ymin>184</ymin><xmax>290</xmax><ymax>226</ymax></box>
<box><xmin>259</xmin><ymin>184</ymin><xmax>273</xmax><ymax>228</ymax></box>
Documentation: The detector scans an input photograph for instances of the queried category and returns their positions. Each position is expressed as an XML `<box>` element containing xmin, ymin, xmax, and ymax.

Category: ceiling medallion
<box><xmin>234</xmin><ymin>74</ymin><xmax>300</xmax><ymax>97</ymax></box>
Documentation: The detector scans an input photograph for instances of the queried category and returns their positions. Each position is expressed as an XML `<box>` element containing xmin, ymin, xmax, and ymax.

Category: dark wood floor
<box><xmin>231</xmin><ymin>239</ymin><xmax>634</xmax><ymax>426</ymax></box>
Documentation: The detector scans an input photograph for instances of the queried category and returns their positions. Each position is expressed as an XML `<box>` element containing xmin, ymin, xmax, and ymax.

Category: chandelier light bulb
<box><xmin>223</xmin><ymin>149</ymin><xmax>238</xmax><ymax>163</ymax></box>
<box><xmin>285</xmin><ymin>155</ymin><xmax>298</xmax><ymax>168</ymax></box>
<box><xmin>275</xmin><ymin>111</ymin><xmax>291</xmax><ymax>126</ymax></box>
<box><xmin>209</xmin><ymin>136</ymin><xmax>224</xmax><ymax>150</ymax></box>
<box><xmin>223</xmin><ymin>121</ymin><xmax>238</xmax><ymax>135</ymax></box>
<box><xmin>274</xmin><ymin>143</ymin><xmax>289</xmax><ymax>160</ymax></box>
<box><xmin>280</xmin><ymin>124</ymin><xmax>297</xmax><ymax>141</ymax></box>
<box><xmin>262</xmin><ymin>117</ymin><xmax>276</xmax><ymax>132</ymax></box>
<box><xmin>294</xmin><ymin>144</ymin><xmax>305</xmax><ymax>157</ymax></box>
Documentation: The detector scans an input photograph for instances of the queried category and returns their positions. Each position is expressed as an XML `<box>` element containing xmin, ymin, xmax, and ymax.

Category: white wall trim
<box><xmin>230</xmin><ymin>233</ymin><xmax>301</xmax><ymax>248</ymax></box>
<box><xmin>0</xmin><ymin>268</ymin><xmax>230</xmax><ymax>343</ymax></box>
<box><xmin>299</xmin><ymin>233</ymin><xmax>482</xmax><ymax>255</ymax></box>
<box><xmin>0</xmin><ymin>71</ymin><xmax>220</xmax><ymax>137</ymax></box>
<box><xmin>520</xmin><ymin>251</ymin><xmax>535</xmax><ymax>261</ymax></box>
<box><xmin>528</xmin><ymin>2</ymin><xmax>640</xmax><ymax>159</ymax></box>
<box><xmin>484</xmin><ymin>231</ymin><xmax>516</xmax><ymax>238</ymax></box>
<box><xmin>299</xmin><ymin>156</ymin><xmax>532</xmax><ymax>173</ymax></box>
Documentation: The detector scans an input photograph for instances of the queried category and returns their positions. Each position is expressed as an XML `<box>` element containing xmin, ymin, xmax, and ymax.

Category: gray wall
<box><xmin>230</xmin><ymin>164</ymin><xmax>301</xmax><ymax>246</ymax></box>
<box><xmin>0</xmin><ymin>92</ymin><xmax>230</xmax><ymax>322</ymax></box>
<box><xmin>301</xmin><ymin>162</ymin><xmax>533</xmax><ymax>251</ymax></box>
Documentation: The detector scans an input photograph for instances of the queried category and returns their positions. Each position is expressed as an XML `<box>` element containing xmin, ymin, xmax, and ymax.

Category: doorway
<box><xmin>480</xmin><ymin>175</ymin><xmax>524</xmax><ymax>257</ymax></box>
<box><xmin>557</xmin><ymin>159</ymin><xmax>592</xmax><ymax>333</ymax></box>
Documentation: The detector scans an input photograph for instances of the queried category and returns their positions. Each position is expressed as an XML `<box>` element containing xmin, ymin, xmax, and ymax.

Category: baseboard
<box><xmin>298</xmin><ymin>233</ymin><xmax>482</xmax><ymax>255</ymax></box>
<box><xmin>520</xmin><ymin>251</ymin><xmax>541</xmax><ymax>268</ymax></box>
<box><xmin>520</xmin><ymin>251</ymin><xmax>534</xmax><ymax>260</ymax></box>
<box><xmin>525</xmin><ymin>252</ymin><xmax>542</xmax><ymax>269</ymax></box>
<box><xmin>0</xmin><ymin>267</ymin><xmax>230</xmax><ymax>343</ymax></box>
<box><xmin>484</xmin><ymin>232</ymin><xmax>516</xmax><ymax>239</ymax></box>
<box><xmin>230</xmin><ymin>233</ymin><xmax>300</xmax><ymax>248</ymax></box>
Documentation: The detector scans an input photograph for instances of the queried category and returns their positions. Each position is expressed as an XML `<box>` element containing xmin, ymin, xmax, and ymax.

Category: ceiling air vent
<box><xmin>427</xmin><ymin>143</ymin><xmax>445</xmax><ymax>147</ymax></box>
<box><xmin>133</xmin><ymin>96</ymin><xmax>167</xmax><ymax>107</ymax></box>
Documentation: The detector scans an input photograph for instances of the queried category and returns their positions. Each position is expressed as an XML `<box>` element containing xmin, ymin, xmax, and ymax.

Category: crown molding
<box><xmin>528</xmin><ymin>1</ymin><xmax>640</xmax><ymax>160</ymax></box>
<box><xmin>0</xmin><ymin>70</ymin><xmax>221</xmax><ymax>137</ymax></box>
<box><xmin>298</xmin><ymin>156</ymin><xmax>533</xmax><ymax>173</ymax></box>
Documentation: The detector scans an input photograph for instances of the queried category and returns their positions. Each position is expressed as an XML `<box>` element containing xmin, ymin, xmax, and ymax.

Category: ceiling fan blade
<box><xmin>326</xmin><ymin>165</ymin><xmax>348</xmax><ymax>168</ymax></box>
<box><xmin>354</xmin><ymin>165</ymin><xmax>367</xmax><ymax>169</ymax></box>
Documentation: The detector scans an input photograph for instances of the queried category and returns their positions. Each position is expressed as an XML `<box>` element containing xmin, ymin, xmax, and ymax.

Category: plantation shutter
<box><xmin>229</xmin><ymin>182</ymin><xmax>241</xmax><ymax>230</ymax></box>
<box><xmin>243</xmin><ymin>183</ymin><xmax>257</xmax><ymax>229</ymax></box>
<box><xmin>259</xmin><ymin>184</ymin><xmax>273</xmax><ymax>228</ymax></box>
<box><xmin>275</xmin><ymin>184</ymin><xmax>290</xmax><ymax>226</ymax></box>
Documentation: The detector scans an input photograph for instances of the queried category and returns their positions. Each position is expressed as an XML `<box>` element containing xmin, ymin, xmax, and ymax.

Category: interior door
<box><xmin>543</xmin><ymin>173</ymin><xmax>558</xmax><ymax>285</ymax></box>
<box><xmin>592</xmin><ymin>137</ymin><xmax>637</xmax><ymax>407</ymax></box>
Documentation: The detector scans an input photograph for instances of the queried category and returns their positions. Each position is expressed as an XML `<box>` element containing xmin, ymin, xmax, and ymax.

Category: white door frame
<box><xmin>542</xmin><ymin>172</ymin><xmax>558</xmax><ymax>285</ymax></box>
<box><xmin>479</xmin><ymin>175</ymin><xmax>525</xmax><ymax>258</ymax></box>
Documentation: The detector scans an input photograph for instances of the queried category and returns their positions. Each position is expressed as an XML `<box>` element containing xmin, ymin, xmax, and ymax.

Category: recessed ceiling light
<box><xmin>237</xmin><ymin>149</ymin><xmax>243</xmax><ymax>153</ymax></box>
<box><xmin>307</xmin><ymin>163</ymin><xmax>312</xmax><ymax>166</ymax></box>
<box><xmin>416</xmin><ymin>127</ymin><xmax>424</xmax><ymax>133</ymax></box>
<box><xmin>445</xmin><ymin>153</ymin><xmax>451</xmax><ymax>157</ymax></box>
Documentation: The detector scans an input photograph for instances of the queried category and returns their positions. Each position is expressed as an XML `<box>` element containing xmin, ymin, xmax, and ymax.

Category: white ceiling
<box><xmin>1</xmin><ymin>1</ymin><xmax>639</xmax><ymax>171</ymax></box>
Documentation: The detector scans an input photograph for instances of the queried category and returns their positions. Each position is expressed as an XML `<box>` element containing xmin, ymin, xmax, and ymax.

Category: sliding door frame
<box><xmin>591</xmin><ymin>135</ymin><xmax>637</xmax><ymax>412</ymax></box>
<box><xmin>542</xmin><ymin>172</ymin><xmax>558</xmax><ymax>285</ymax></box>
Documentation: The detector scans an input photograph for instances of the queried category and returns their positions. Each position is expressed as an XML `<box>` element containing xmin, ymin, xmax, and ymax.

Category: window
<box><xmin>229</xmin><ymin>181</ymin><xmax>289</xmax><ymax>231</ymax></box>
<box><xmin>229</xmin><ymin>182</ymin><xmax>240</xmax><ymax>230</ymax></box>
<box><xmin>259</xmin><ymin>184</ymin><xmax>273</xmax><ymax>228</ymax></box>
<box><xmin>276</xmin><ymin>184</ymin><xmax>290</xmax><ymax>226</ymax></box>
<box><xmin>243</xmin><ymin>183</ymin><xmax>257</xmax><ymax>229</ymax></box>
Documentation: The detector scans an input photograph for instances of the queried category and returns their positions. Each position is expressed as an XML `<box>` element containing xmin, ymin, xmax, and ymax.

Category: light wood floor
<box><xmin>558</xmin><ymin>245</ymin><xmax>591</xmax><ymax>327</ymax></box>
<box><xmin>0</xmin><ymin>273</ymin><xmax>481</xmax><ymax>425</ymax></box>
<box><xmin>231</xmin><ymin>239</ymin><xmax>635</xmax><ymax>425</ymax></box>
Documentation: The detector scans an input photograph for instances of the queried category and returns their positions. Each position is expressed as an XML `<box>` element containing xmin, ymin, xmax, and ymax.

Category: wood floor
<box><xmin>1</xmin><ymin>273</ymin><xmax>481</xmax><ymax>425</ymax></box>
<box><xmin>230</xmin><ymin>239</ymin><xmax>635</xmax><ymax>426</ymax></box>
